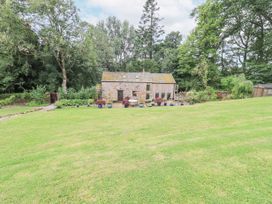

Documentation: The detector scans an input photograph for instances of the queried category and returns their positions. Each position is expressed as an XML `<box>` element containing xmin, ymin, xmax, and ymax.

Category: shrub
<box><xmin>0</xmin><ymin>95</ymin><xmax>16</xmax><ymax>107</ymax></box>
<box><xmin>58</xmin><ymin>87</ymin><xmax>97</xmax><ymax>100</ymax></box>
<box><xmin>56</xmin><ymin>99</ymin><xmax>92</xmax><ymax>108</ymax></box>
<box><xmin>0</xmin><ymin>93</ymin><xmax>33</xmax><ymax>105</ymax></box>
<box><xmin>29</xmin><ymin>86</ymin><xmax>47</xmax><ymax>105</ymax></box>
<box><xmin>221</xmin><ymin>75</ymin><xmax>253</xmax><ymax>99</ymax></box>
<box><xmin>232</xmin><ymin>80</ymin><xmax>253</xmax><ymax>99</ymax></box>
<box><xmin>186</xmin><ymin>87</ymin><xmax>217</xmax><ymax>104</ymax></box>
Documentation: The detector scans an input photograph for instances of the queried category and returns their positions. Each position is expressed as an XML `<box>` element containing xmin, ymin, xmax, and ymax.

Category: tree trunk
<box><xmin>54</xmin><ymin>50</ymin><xmax>68</xmax><ymax>93</ymax></box>
<box><xmin>60</xmin><ymin>52</ymin><xmax>67</xmax><ymax>94</ymax></box>
<box><xmin>61</xmin><ymin>67</ymin><xmax>67</xmax><ymax>94</ymax></box>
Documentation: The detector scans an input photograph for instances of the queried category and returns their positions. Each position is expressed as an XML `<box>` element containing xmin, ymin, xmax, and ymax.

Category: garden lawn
<box><xmin>0</xmin><ymin>106</ymin><xmax>36</xmax><ymax>117</ymax></box>
<box><xmin>0</xmin><ymin>97</ymin><xmax>272</xmax><ymax>203</ymax></box>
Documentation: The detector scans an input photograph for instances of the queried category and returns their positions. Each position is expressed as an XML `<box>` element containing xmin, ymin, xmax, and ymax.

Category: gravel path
<box><xmin>0</xmin><ymin>104</ymin><xmax>56</xmax><ymax>122</ymax></box>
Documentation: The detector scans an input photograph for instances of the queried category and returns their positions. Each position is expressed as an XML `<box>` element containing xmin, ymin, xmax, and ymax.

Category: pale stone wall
<box><xmin>152</xmin><ymin>83</ymin><xmax>176</xmax><ymax>99</ymax></box>
<box><xmin>102</xmin><ymin>82</ymin><xmax>147</xmax><ymax>101</ymax></box>
<box><xmin>102</xmin><ymin>82</ymin><xmax>176</xmax><ymax>101</ymax></box>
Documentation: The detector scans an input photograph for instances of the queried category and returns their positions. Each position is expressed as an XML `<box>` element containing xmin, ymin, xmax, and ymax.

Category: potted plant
<box><xmin>138</xmin><ymin>99</ymin><xmax>145</xmax><ymax>108</ymax></box>
<box><xmin>106</xmin><ymin>94</ymin><xmax>113</xmax><ymax>108</ymax></box>
<box><xmin>163</xmin><ymin>99</ymin><xmax>167</xmax><ymax>106</ymax></box>
<box><xmin>107</xmin><ymin>100</ymin><xmax>113</xmax><ymax>108</ymax></box>
<box><xmin>96</xmin><ymin>98</ymin><xmax>105</xmax><ymax>108</ymax></box>
<box><xmin>169</xmin><ymin>100</ymin><xmax>175</xmax><ymax>106</ymax></box>
<box><xmin>138</xmin><ymin>94</ymin><xmax>145</xmax><ymax>108</ymax></box>
<box><xmin>155</xmin><ymin>97</ymin><xmax>162</xmax><ymax>106</ymax></box>
<box><xmin>145</xmin><ymin>99</ymin><xmax>152</xmax><ymax>107</ymax></box>
<box><xmin>122</xmin><ymin>97</ymin><xmax>130</xmax><ymax>108</ymax></box>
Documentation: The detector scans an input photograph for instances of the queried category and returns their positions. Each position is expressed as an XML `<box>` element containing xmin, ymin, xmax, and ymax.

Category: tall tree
<box><xmin>0</xmin><ymin>0</ymin><xmax>40</xmax><ymax>93</ymax></box>
<box><xmin>156</xmin><ymin>31</ymin><xmax>183</xmax><ymax>73</ymax></box>
<box><xmin>137</xmin><ymin>0</ymin><xmax>164</xmax><ymax>60</ymax></box>
<box><xmin>29</xmin><ymin>0</ymin><xmax>80</xmax><ymax>93</ymax></box>
<box><xmin>96</xmin><ymin>17</ymin><xmax>136</xmax><ymax>71</ymax></box>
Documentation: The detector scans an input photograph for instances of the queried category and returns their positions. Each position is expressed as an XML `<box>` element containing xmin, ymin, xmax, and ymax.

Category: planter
<box><xmin>96</xmin><ymin>99</ymin><xmax>106</xmax><ymax>109</ymax></box>
<box><xmin>123</xmin><ymin>98</ymin><xmax>130</xmax><ymax>108</ymax></box>
<box><xmin>164</xmin><ymin>102</ymin><xmax>167</xmax><ymax>106</ymax></box>
<box><xmin>139</xmin><ymin>103</ymin><xmax>144</xmax><ymax>108</ymax></box>
<box><xmin>107</xmin><ymin>103</ymin><xmax>113</xmax><ymax>108</ymax></box>
<box><xmin>155</xmin><ymin>97</ymin><xmax>163</xmax><ymax>106</ymax></box>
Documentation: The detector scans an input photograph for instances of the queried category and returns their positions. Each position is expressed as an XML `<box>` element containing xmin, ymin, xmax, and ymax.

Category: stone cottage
<box><xmin>101</xmin><ymin>71</ymin><xmax>177</xmax><ymax>102</ymax></box>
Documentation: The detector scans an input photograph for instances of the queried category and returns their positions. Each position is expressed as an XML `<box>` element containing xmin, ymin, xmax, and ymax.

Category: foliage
<box><xmin>1</xmin><ymin>0</ymin><xmax>271</xmax><ymax>95</ymax></box>
<box><xmin>55</xmin><ymin>99</ymin><xmax>93</xmax><ymax>108</ymax></box>
<box><xmin>96</xmin><ymin>99</ymin><xmax>106</xmax><ymax>106</ymax></box>
<box><xmin>221</xmin><ymin>75</ymin><xmax>253</xmax><ymax>99</ymax></box>
<box><xmin>29</xmin><ymin>86</ymin><xmax>47</xmax><ymax>105</ymax></box>
<box><xmin>0</xmin><ymin>95</ymin><xmax>16</xmax><ymax>107</ymax></box>
<box><xmin>95</xmin><ymin>17</ymin><xmax>136</xmax><ymax>71</ymax></box>
<box><xmin>58</xmin><ymin>87</ymin><xmax>97</xmax><ymax>100</ymax></box>
<box><xmin>137</xmin><ymin>0</ymin><xmax>164</xmax><ymax>60</ymax></box>
<box><xmin>0</xmin><ymin>0</ymin><xmax>41</xmax><ymax>93</ymax></box>
<box><xmin>186</xmin><ymin>87</ymin><xmax>217</xmax><ymax>104</ymax></box>
<box><xmin>177</xmin><ymin>0</ymin><xmax>272</xmax><ymax>90</ymax></box>
<box><xmin>29</xmin><ymin>0</ymin><xmax>81</xmax><ymax>93</ymax></box>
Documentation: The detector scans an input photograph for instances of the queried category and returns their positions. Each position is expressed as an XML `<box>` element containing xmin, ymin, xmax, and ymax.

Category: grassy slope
<box><xmin>0</xmin><ymin>106</ymin><xmax>35</xmax><ymax>117</ymax></box>
<box><xmin>0</xmin><ymin>98</ymin><xmax>272</xmax><ymax>203</ymax></box>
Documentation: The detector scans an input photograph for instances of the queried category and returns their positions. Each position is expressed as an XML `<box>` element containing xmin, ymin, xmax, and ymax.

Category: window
<box><xmin>161</xmin><ymin>93</ymin><xmax>165</xmax><ymax>99</ymax></box>
<box><xmin>132</xmin><ymin>91</ymin><xmax>137</xmax><ymax>97</ymax></box>
<box><xmin>146</xmin><ymin>93</ymin><xmax>150</xmax><ymax>99</ymax></box>
<box><xmin>167</xmin><ymin>93</ymin><xmax>171</xmax><ymax>100</ymax></box>
<box><xmin>155</xmin><ymin>93</ymin><xmax>159</xmax><ymax>98</ymax></box>
<box><xmin>146</xmin><ymin>84</ymin><xmax>150</xmax><ymax>91</ymax></box>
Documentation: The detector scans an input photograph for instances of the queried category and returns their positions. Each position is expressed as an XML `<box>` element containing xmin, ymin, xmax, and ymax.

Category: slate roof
<box><xmin>102</xmin><ymin>72</ymin><xmax>176</xmax><ymax>84</ymax></box>
<box><xmin>254</xmin><ymin>83</ymin><xmax>272</xmax><ymax>89</ymax></box>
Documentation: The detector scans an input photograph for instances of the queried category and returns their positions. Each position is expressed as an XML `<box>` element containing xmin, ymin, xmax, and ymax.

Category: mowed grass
<box><xmin>0</xmin><ymin>98</ymin><xmax>272</xmax><ymax>203</ymax></box>
<box><xmin>0</xmin><ymin>106</ymin><xmax>36</xmax><ymax>117</ymax></box>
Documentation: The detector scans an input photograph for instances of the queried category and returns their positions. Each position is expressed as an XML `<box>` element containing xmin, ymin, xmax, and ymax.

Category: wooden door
<box><xmin>117</xmin><ymin>90</ymin><xmax>123</xmax><ymax>101</ymax></box>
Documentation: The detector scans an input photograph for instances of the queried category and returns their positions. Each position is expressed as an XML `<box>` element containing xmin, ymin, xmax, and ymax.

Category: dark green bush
<box><xmin>221</xmin><ymin>75</ymin><xmax>253</xmax><ymax>99</ymax></box>
<box><xmin>56</xmin><ymin>99</ymin><xmax>94</xmax><ymax>108</ymax></box>
<box><xmin>186</xmin><ymin>87</ymin><xmax>217</xmax><ymax>104</ymax></box>
<box><xmin>58</xmin><ymin>87</ymin><xmax>97</xmax><ymax>100</ymax></box>
<box><xmin>0</xmin><ymin>95</ymin><xmax>16</xmax><ymax>106</ymax></box>
<box><xmin>0</xmin><ymin>93</ymin><xmax>33</xmax><ymax>105</ymax></box>
<box><xmin>29</xmin><ymin>86</ymin><xmax>47</xmax><ymax>104</ymax></box>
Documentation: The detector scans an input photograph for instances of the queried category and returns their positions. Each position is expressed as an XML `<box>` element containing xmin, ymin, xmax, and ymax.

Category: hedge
<box><xmin>56</xmin><ymin>99</ymin><xmax>94</xmax><ymax>108</ymax></box>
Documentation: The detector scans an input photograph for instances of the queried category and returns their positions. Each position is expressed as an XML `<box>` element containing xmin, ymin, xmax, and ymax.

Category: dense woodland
<box><xmin>0</xmin><ymin>0</ymin><xmax>271</xmax><ymax>94</ymax></box>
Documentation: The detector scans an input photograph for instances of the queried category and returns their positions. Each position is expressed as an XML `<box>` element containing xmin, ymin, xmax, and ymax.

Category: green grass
<box><xmin>0</xmin><ymin>97</ymin><xmax>272</xmax><ymax>203</ymax></box>
<box><xmin>0</xmin><ymin>106</ymin><xmax>36</xmax><ymax>117</ymax></box>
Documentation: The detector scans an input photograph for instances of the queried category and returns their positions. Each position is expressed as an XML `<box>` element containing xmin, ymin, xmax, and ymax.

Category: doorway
<box><xmin>117</xmin><ymin>90</ymin><xmax>124</xmax><ymax>101</ymax></box>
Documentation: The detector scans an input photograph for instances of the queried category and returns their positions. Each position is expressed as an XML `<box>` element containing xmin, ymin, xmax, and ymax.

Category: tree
<box><xmin>177</xmin><ymin>0</ymin><xmax>272</xmax><ymax>90</ymax></box>
<box><xmin>0</xmin><ymin>0</ymin><xmax>40</xmax><ymax>93</ymax></box>
<box><xmin>95</xmin><ymin>17</ymin><xmax>136</xmax><ymax>71</ymax></box>
<box><xmin>137</xmin><ymin>0</ymin><xmax>164</xmax><ymax>60</ymax></box>
<box><xmin>156</xmin><ymin>31</ymin><xmax>182</xmax><ymax>73</ymax></box>
<box><xmin>68</xmin><ymin>22</ymin><xmax>99</xmax><ymax>89</ymax></box>
<box><xmin>29</xmin><ymin>0</ymin><xmax>80</xmax><ymax>93</ymax></box>
<box><xmin>176</xmin><ymin>0</ymin><xmax>223</xmax><ymax>90</ymax></box>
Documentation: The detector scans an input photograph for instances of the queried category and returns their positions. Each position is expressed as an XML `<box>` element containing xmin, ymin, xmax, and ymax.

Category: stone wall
<box><xmin>152</xmin><ymin>83</ymin><xmax>176</xmax><ymax>99</ymax></box>
<box><xmin>102</xmin><ymin>82</ymin><xmax>147</xmax><ymax>101</ymax></box>
<box><xmin>102</xmin><ymin>82</ymin><xmax>176</xmax><ymax>101</ymax></box>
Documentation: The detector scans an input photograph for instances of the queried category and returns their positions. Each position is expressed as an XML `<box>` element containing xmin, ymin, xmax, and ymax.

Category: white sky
<box><xmin>75</xmin><ymin>0</ymin><xmax>204</xmax><ymax>36</ymax></box>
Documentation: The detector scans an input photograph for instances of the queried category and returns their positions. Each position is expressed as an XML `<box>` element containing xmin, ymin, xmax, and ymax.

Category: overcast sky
<box><xmin>74</xmin><ymin>0</ymin><xmax>204</xmax><ymax>36</ymax></box>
